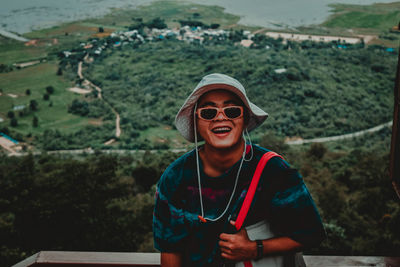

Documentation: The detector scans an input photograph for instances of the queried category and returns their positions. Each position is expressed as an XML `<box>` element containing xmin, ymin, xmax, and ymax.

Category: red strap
<box><xmin>237</xmin><ymin>151</ymin><xmax>283</xmax><ymax>267</ymax></box>
<box><xmin>235</xmin><ymin>151</ymin><xmax>283</xmax><ymax>231</ymax></box>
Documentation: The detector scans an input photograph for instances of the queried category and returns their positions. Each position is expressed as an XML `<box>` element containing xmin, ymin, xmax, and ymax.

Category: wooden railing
<box><xmin>12</xmin><ymin>251</ymin><xmax>400</xmax><ymax>267</ymax></box>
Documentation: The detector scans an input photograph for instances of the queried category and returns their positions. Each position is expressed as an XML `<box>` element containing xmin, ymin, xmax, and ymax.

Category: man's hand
<box><xmin>219</xmin><ymin>220</ymin><xmax>304</xmax><ymax>262</ymax></box>
<box><xmin>161</xmin><ymin>252</ymin><xmax>182</xmax><ymax>267</ymax></box>
<box><xmin>219</xmin><ymin>221</ymin><xmax>257</xmax><ymax>261</ymax></box>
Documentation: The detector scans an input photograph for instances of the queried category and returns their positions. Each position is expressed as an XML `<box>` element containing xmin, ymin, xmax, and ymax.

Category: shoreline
<box><xmin>0</xmin><ymin>29</ymin><xmax>29</xmax><ymax>42</ymax></box>
<box><xmin>1</xmin><ymin>0</ymin><xmax>398</xmax><ymax>35</ymax></box>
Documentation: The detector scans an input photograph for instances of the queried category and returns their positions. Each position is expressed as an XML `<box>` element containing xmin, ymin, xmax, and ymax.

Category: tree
<box><xmin>259</xmin><ymin>132</ymin><xmax>289</xmax><ymax>154</ymax></box>
<box><xmin>307</xmin><ymin>143</ymin><xmax>327</xmax><ymax>159</ymax></box>
<box><xmin>7</xmin><ymin>111</ymin><xmax>14</xmax><ymax>119</ymax></box>
<box><xmin>33</xmin><ymin>116</ymin><xmax>38</xmax><ymax>127</ymax></box>
<box><xmin>25</xmin><ymin>89</ymin><xmax>31</xmax><ymax>95</ymax></box>
<box><xmin>98</xmin><ymin>27</ymin><xmax>104</xmax><ymax>33</ymax></box>
<box><xmin>43</xmin><ymin>94</ymin><xmax>50</xmax><ymax>100</ymax></box>
<box><xmin>0</xmin><ymin>64</ymin><xmax>13</xmax><ymax>73</ymax></box>
<box><xmin>29</xmin><ymin>100</ymin><xmax>38</xmax><ymax>111</ymax></box>
<box><xmin>10</xmin><ymin>118</ymin><xmax>18</xmax><ymax>127</ymax></box>
<box><xmin>178</xmin><ymin>20</ymin><xmax>205</xmax><ymax>28</ymax></box>
<box><xmin>68</xmin><ymin>99</ymin><xmax>89</xmax><ymax>116</ymax></box>
<box><xmin>46</xmin><ymin>86</ymin><xmax>55</xmax><ymax>94</ymax></box>
<box><xmin>57</xmin><ymin>67</ymin><xmax>63</xmax><ymax>76</ymax></box>
<box><xmin>146</xmin><ymin>17</ymin><xmax>167</xmax><ymax>29</ymax></box>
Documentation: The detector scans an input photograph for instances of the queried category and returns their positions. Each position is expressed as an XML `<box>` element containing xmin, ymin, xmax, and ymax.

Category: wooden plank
<box><xmin>12</xmin><ymin>252</ymin><xmax>400</xmax><ymax>267</ymax></box>
<box><xmin>12</xmin><ymin>252</ymin><xmax>39</xmax><ymax>267</ymax></box>
<box><xmin>304</xmin><ymin>256</ymin><xmax>400</xmax><ymax>267</ymax></box>
<box><xmin>12</xmin><ymin>251</ymin><xmax>160</xmax><ymax>267</ymax></box>
<box><xmin>37</xmin><ymin>251</ymin><xmax>160</xmax><ymax>266</ymax></box>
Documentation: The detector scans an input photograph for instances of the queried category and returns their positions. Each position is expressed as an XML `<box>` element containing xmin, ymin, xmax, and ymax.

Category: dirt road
<box><xmin>285</xmin><ymin>121</ymin><xmax>392</xmax><ymax>145</ymax></box>
<box><xmin>76</xmin><ymin>55</ymin><xmax>121</xmax><ymax>141</ymax></box>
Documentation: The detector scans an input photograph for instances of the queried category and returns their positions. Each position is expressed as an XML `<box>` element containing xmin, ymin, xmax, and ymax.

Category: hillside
<box><xmin>50</xmin><ymin>34</ymin><xmax>394</xmax><ymax>150</ymax></box>
<box><xmin>0</xmin><ymin>0</ymin><xmax>398</xmax><ymax>152</ymax></box>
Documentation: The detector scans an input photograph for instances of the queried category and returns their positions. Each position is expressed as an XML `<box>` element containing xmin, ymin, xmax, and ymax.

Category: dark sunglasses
<box><xmin>196</xmin><ymin>106</ymin><xmax>244</xmax><ymax>121</ymax></box>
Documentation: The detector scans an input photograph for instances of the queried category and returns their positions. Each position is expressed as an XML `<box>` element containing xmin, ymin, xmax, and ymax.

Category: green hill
<box><xmin>66</xmin><ymin>38</ymin><xmax>395</xmax><ymax>149</ymax></box>
<box><xmin>0</xmin><ymin>0</ymin><xmax>398</xmax><ymax>151</ymax></box>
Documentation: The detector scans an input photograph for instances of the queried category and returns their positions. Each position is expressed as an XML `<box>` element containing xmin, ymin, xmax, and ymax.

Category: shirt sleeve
<box><xmin>267</xmin><ymin>158</ymin><xmax>326</xmax><ymax>248</ymax></box>
<box><xmin>153</xmin><ymin>161</ymin><xmax>199</xmax><ymax>252</ymax></box>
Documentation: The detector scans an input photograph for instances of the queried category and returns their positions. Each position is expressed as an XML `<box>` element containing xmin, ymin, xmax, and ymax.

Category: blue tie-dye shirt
<box><xmin>153</xmin><ymin>144</ymin><xmax>325</xmax><ymax>266</ymax></box>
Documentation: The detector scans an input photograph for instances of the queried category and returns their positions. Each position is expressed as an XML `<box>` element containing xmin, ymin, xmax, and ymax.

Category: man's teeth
<box><xmin>212</xmin><ymin>127</ymin><xmax>231</xmax><ymax>133</ymax></box>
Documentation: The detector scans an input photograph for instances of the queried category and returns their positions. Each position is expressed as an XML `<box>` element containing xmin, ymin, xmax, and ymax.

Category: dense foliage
<box><xmin>91</xmin><ymin>37</ymin><xmax>394</xmax><ymax>140</ymax></box>
<box><xmin>1</xmin><ymin>138</ymin><xmax>399</xmax><ymax>266</ymax></box>
<box><xmin>37</xmin><ymin>34</ymin><xmax>396</xmax><ymax>150</ymax></box>
<box><xmin>0</xmin><ymin>151</ymin><xmax>177</xmax><ymax>266</ymax></box>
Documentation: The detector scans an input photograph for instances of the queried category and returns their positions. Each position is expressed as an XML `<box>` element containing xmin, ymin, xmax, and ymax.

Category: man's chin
<box><xmin>208</xmin><ymin>138</ymin><xmax>243</xmax><ymax>150</ymax></box>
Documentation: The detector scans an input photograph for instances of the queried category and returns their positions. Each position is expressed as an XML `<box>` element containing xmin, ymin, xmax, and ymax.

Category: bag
<box><xmin>235</xmin><ymin>220</ymin><xmax>306</xmax><ymax>267</ymax></box>
<box><xmin>233</xmin><ymin>152</ymin><xmax>306</xmax><ymax>267</ymax></box>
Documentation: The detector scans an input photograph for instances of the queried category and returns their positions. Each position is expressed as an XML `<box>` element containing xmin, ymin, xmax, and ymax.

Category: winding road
<box><xmin>77</xmin><ymin>56</ymin><xmax>121</xmax><ymax>142</ymax></box>
<box><xmin>285</xmin><ymin>121</ymin><xmax>393</xmax><ymax>145</ymax></box>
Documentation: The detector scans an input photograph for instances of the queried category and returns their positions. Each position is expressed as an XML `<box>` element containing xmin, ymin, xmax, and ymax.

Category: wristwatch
<box><xmin>255</xmin><ymin>240</ymin><xmax>263</xmax><ymax>260</ymax></box>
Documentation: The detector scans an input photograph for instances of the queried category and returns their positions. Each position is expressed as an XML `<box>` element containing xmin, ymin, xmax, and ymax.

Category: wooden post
<box><xmin>389</xmin><ymin>45</ymin><xmax>400</xmax><ymax>199</ymax></box>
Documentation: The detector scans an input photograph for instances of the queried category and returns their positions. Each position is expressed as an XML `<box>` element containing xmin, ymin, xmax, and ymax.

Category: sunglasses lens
<box><xmin>224</xmin><ymin>107</ymin><xmax>242</xmax><ymax>119</ymax></box>
<box><xmin>200</xmin><ymin>108</ymin><xmax>218</xmax><ymax>120</ymax></box>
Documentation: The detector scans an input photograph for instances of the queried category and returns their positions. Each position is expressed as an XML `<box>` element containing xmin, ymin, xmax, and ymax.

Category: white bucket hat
<box><xmin>175</xmin><ymin>73</ymin><xmax>268</xmax><ymax>142</ymax></box>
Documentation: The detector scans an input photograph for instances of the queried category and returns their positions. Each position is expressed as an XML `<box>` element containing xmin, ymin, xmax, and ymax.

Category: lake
<box><xmin>0</xmin><ymin>0</ymin><xmax>397</xmax><ymax>34</ymax></box>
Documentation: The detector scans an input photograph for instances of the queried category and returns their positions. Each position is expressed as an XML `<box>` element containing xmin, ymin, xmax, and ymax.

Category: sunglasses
<box><xmin>196</xmin><ymin>106</ymin><xmax>244</xmax><ymax>121</ymax></box>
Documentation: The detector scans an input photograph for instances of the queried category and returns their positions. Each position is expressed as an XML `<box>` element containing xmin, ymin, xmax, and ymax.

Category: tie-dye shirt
<box><xmin>153</xmin><ymin>144</ymin><xmax>325</xmax><ymax>266</ymax></box>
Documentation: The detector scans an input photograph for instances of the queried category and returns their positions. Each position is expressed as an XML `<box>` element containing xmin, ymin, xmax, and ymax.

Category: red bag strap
<box><xmin>236</xmin><ymin>151</ymin><xmax>283</xmax><ymax>267</ymax></box>
<box><xmin>234</xmin><ymin>151</ymin><xmax>283</xmax><ymax>231</ymax></box>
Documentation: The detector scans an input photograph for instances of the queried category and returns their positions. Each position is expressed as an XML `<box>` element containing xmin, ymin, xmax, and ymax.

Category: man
<box><xmin>153</xmin><ymin>73</ymin><xmax>325</xmax><ymax>266</ymax></box>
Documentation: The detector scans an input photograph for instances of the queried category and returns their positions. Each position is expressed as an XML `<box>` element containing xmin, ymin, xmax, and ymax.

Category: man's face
<box><xmin>196</xmin><ymin>90</ymin><xmax>245</xmax><ymax>150</ymax></box>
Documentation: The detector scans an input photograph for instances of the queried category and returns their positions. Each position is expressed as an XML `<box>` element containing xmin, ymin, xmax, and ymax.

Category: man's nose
<box><xmin>215</xmin><ymin>110</ymin><xmax>226</xmax><ymax>120</ymax></box>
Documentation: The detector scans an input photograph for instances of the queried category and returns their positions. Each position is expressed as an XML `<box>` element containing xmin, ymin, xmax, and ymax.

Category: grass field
<box><xmin>0</xmin><ymin>37</ymin><xmax>48</xmax><ymax>65</ymax></box>
<box><xmin>321</xmin><ymin>2</ymin><xmax>400</xmax><ymax>46</ymax></box>
<box><xmin>323</xmin><ymin>2</ymin><xmax>400</xmax><ymax>30</ymax></box>
<box><xmin>0</xmin><ymin>61</ymin><xmax>90</xmax><ymax>136</ymax></box>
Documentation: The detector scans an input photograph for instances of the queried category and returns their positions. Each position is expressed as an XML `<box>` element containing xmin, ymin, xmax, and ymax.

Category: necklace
<box><xmin>195</xmin><ymin>144</ymin><xmax>246</xmax><ymax>222</ymax></box>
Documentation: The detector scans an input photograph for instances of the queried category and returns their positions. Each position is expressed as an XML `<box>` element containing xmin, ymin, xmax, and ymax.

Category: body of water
<box><xmin>0</xmin><ymin>0</ymin><xmax>397</xmax><ymax>34</ymax></box>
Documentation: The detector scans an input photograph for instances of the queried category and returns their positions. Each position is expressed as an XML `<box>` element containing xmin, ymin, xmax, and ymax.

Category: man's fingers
<box><xmin>221</xmin><ymin>252</ymin><xmax>234</xmax><ymax>260</ymax></box>
<box><xmin>220</xmin><ymin>246</ymin><xmax>231</xmax><ymax>254</ymax></box>
<box><xmin>219</xmin><ymin>232</ymin><xmax>233</xmax><ymax>241</ymax></box>
<box><xmin>218</xmin><ymin>240</ymin><xmax>232</xmax><ymax>250</ymax></box>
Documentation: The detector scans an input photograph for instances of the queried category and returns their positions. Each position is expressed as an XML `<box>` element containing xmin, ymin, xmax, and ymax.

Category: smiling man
<box><xmin>153</xmin><ymin>73</ymin><xmax>325</xmax><ymax>267</ymax></box>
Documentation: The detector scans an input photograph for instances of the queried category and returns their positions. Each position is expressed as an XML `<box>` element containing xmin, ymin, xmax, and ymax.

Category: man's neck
<box><xmin>200</xmin><ymin>140</ymin><xmax>245</xmax><ymax>177</ymax></box>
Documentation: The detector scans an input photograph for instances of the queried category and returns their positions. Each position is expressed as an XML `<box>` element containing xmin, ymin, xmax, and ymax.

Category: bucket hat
<box><xmin>175</xmin><ymin>73</ymin><xmax>268</xmax><ymax>142</ymax></box>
